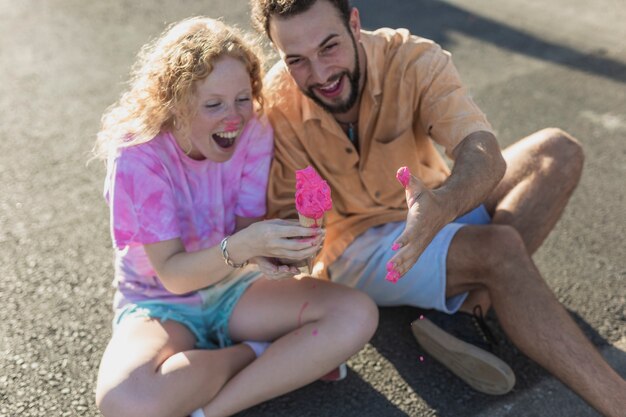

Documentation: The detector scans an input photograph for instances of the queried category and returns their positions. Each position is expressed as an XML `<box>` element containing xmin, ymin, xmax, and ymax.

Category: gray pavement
<box><xmin>1</xmin><ymin>0</ymin><xmax>624</xmax><ymax>416</ymax></box>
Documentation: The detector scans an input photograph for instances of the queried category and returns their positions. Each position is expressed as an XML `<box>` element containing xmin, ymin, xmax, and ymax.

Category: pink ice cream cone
<box><xmin>295</xmin><ymin>166</ymin><xmax>332</xmax><ymax>274</ymax></box>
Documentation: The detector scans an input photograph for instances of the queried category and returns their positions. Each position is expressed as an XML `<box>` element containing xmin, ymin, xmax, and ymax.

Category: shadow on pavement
<box><xmin>233</xmin><ymin>305</ymin><xmax>622</xmax><ymax>416</ymax></box>
<box><xmin>354</xmin><ymin>0</ymin><xmax>626</xmax><ymax>84</ymax></box>
<box><xmin>368</xmin><ymin>306</ymin><xmax>622</xmax><ymax>417</ymax></box>
<box><xmin>368</xmin><ymin>307</ymin><xmax>530</xmax><ymax>417</ymax></box>
<box><xmin>236</xmin><ymin>365</ymin><xmax>411</xmax><ymax>417</ymax></box>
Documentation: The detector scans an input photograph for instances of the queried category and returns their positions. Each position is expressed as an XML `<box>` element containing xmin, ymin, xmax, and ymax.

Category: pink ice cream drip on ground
<box><xmin>295</xmin><ymin>166</ymin><xmax>332</xmax><ymax>220</ymax></box>
<box><xmin>396</xmin><ymin>166</ymin><xmax>411</xmax><ymax>188</ymax></box>
<box><xmin>385</xmin><ymin>261</ymin><xmax>401</xmax><ymax>283</ymax></box>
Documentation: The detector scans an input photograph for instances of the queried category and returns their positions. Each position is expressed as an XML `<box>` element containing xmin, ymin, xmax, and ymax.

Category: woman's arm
<box><xmin>235</xmin><ymin>216</ymin><xmax>263</xmax><ymax>232</ymax></box>
<box><xmin>235</xmin><ymin>216</ymin><xmax>302</xmax><ymax>279</ymax></box>
<box><xmin>144</xmin><ymin>219</ymin><xmax>324</xmax><ymax>294</ymax></box>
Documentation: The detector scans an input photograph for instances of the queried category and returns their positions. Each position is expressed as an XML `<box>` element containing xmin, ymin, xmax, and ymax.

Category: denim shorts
<box><xmin>113</xmin><ymin>268</ymin><xmax>262</xmax><ymax>349</ymax></box>
<box><xmin>328</xmin><ymin>205</ymin><xmax>491</xmax><ymax>313</ymax></box>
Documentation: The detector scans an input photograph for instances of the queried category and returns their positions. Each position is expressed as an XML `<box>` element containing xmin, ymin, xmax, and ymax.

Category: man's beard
<box><xmin>304</xmin><ymin>35</ymin><xmax>361</xmax><ymax>115</ymax></box>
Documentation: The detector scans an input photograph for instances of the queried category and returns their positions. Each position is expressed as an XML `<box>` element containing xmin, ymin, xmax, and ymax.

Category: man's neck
<box><xmin>334</xmin><ymin>106</ymin><xmax>360</xmax><ymax>126</ymax></box>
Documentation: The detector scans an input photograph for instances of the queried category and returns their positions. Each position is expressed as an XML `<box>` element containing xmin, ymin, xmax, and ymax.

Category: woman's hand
<box><xmin>142</xmin><ymin>219</ymin><xmax>324</xmax><ymax>293</ymax></box>
<box><xmin>227</xmin><ymin>219</ymin><xmax>325</xmax><ymax>266</ymax></box>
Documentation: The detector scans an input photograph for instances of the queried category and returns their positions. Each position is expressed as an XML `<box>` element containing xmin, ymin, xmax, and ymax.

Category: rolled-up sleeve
<box><xmin>415</xmin><ymin>46</ymin><xmax>493</xmax><ymax>159</ymax></box>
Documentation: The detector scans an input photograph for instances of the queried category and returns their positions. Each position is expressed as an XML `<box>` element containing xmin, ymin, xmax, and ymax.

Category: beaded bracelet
<box><xmin>220</xmin><ymin>236</ymin><xmax>248</xmax><ymax>268</ymax></box>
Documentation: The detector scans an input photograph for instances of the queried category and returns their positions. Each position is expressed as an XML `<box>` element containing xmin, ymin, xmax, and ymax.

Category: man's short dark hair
<box><xmin>250</xmin><ymin>0</ymin><xmax>352</xmax><ymax>40</ymax></box>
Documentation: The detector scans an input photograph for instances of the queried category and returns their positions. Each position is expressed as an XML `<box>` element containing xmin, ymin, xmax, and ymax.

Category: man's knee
<box><xmin>472</xmin><ymin>225</ymin><xmax>531</xmax><ymax>280</ymax></box>
<box><xmin>539</xmin><ymin>127</ymin><xmax>584</xmax><ymax>179</ymax></box>
<box><xmin>447</xmin><ymin>225</ymin><xmax>537</xmax><ymax>294</ymax></box>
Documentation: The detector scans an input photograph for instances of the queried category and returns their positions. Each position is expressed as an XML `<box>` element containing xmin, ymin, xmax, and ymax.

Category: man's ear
<box><xmin>349</xmin><ymin>7</ymin><xmax>361</xmax><ymax>40</ymax></box>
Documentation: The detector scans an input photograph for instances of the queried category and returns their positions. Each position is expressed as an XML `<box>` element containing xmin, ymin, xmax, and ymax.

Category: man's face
<box><xmin>269</xmin><ymin>0</ymin><xmax>362</xmax><ymax>115</ymax></box>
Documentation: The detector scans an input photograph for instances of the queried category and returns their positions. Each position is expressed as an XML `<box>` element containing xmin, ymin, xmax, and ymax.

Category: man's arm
<box><xmin>435</xmin><ymin>130</ymin><xmax>506</xmax><ymax>218</ymax></box>
<box><xmin>389</xmin><ymin>130</ymin><xmax>505</xmax><ymax>277</ymax></box>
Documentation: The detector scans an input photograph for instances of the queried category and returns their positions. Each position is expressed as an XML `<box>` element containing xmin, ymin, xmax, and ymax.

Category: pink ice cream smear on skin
<box><xmin>295</xmin><ymin>166</ymin><xmax>332</xmax><ymax>219</ymax></box>
<box><xmin>385</xmin><ymin>261</ymin><xmax>401</xmax><ymax>283</ymax></box>
<box><xmin>396</xmin><ymin>166</ymin><xmax>411</xmax><ymax>188</ymax></box>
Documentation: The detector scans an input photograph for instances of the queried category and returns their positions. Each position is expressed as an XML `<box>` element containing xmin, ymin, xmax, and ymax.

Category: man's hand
<box><xmin>386</xmin><ymin>168</ymin><xmax>454</xmax><ymax>282</ymax></box>
<box><xmin>387</xmin><ymin>133</ymin><xmax>505</xmax><ymax>282</ymax></box>
<box><xmin>250</xmin><ymin>256</ymin><xmax>301</xmax><ymax>280</ymax></box>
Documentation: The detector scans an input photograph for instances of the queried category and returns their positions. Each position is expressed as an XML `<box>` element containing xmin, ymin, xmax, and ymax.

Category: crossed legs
<box><xmin>445</xmin><ymin>128</ymin><xmax>626</xmax><ymax>416</ymax></box>
<box><xmin>460</xmin><ymin>127</ymin><xmax>584</xmax><ymax>311</ymax></box>
<box><xmin>95</xmin><ymin>278</ymin><xmax>378</xmax><ymax>417</ymax></box>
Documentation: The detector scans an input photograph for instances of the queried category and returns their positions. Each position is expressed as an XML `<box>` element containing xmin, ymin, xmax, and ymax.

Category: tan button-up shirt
<box><xmin>265</xmin><ymin>28</ymin><xmax>493</xmax><ymax>276</ymax></box>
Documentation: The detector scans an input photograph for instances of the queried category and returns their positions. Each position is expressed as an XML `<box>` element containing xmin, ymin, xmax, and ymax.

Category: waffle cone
<box><xmin>298</xmin><ymin>213</ymin><xmax>323</xmax><ymax>275</ymax></box>
<box><xmin>298</xmin><ymin>213</ymin><xmax>322</xmax><ymax>228</ymax></box>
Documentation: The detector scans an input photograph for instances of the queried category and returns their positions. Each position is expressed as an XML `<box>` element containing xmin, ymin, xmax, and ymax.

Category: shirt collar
<box><xmin>360</xmin><ymin>30</ymin><xmax>383</xmax><ymax>101</ymax></box>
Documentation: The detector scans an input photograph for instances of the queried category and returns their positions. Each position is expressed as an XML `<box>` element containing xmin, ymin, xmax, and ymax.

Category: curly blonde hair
<box><xmin>93</xmin><ymin>17</ymin><xmax>265</xmax><ymax>159</ymax></box>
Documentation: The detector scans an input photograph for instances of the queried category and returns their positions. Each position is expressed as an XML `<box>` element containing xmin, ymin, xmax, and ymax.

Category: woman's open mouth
<box><xmin>212</xmin><ymin>130</ymin><xmax>239</xmax><ymax>149</ymax></box>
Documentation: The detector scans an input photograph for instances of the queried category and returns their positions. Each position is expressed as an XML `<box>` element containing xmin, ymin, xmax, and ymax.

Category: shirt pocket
<box><xmin>314</xmin><ymin>134</ymin><xmax>360</xmax><ymax>177</ymax></box>
<box><xmin>361</xmin><ymin>129</ymin><xmax>418</xmax><ymax>203</ymax></box>
<box><xmin>373</xmin><ymin>128</ymin><xmax>418</xmax><ymax>178</ymax></box>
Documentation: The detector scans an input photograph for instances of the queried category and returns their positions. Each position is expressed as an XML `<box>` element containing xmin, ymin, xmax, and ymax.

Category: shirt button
<box><xmin>345</xmin><ymin>147</ymin><xmax>353</xmax><ymax>154</ymax></box>
<box><xmin>375</xmin><ymin>191</ymin><xmax>381</xmax><ymax>198</ymax></box>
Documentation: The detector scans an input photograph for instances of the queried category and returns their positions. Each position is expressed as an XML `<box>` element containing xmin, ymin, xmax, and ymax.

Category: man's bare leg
<box><xmin>447</xmin><ymin>129</ymin><xmax>626</xmax><ymax>415</ymax></box>
<box><xmin>446</xmin><ymin>225</ymin><xmax>626</xmax><ymax>417</ymax></box>
<box><xmin>484</xmin><ymin>127</ymin><xmax>584</xmax><ymax>254</ymax></box>
<box><xmin>461</xmin><ymin>128</ymin><xmax>584</xmax><ymax>312</ymax></box>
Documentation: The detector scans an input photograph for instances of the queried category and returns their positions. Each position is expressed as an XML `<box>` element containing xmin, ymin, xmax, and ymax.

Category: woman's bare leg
<box><xmin>96</xmin><ymin>278</ymin><xmax>377</xmax><ymax>417</ymax></box>
<box><xmin>201</xmin><ymin>277</ymin><xmax>378</xmax><ymax>417</ymax></box>
<box><xmin>96</xmin><ymin>317</ymin><xmax>256</xmax><ymax>417</ymax></box>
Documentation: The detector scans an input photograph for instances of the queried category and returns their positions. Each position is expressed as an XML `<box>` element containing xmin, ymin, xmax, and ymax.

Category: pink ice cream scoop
<box><xmin>396</xmin><ymin>166</ymin><xmax>411</xmax><ymax>188</ymax></box>
<box><xmin>295</xmin><ymin>166</ymin><xmax>332</xmax><ymax>220</ymax></box>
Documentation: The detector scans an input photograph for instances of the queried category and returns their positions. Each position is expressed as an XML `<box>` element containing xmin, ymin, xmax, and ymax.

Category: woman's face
<box><xmin>176</xmin><ymin>55</ymin><xmax>254</xmax><ymax>162</ymax></box>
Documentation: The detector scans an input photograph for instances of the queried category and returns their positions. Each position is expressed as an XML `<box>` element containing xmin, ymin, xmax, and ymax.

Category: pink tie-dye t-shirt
<box><xmin>104</xmin><ymin>117</ymin><xmax>273</xmax><ymax>309</ymax></box>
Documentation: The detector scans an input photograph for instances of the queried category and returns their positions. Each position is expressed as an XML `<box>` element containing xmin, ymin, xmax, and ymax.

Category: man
<box><xmin>250</xmin><ymin>0</ymin><xmax>626</xmax><ymax>415</ymax></box>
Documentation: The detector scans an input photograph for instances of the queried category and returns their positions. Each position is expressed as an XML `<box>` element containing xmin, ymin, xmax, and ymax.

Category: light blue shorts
<box><xmin>113</xmin><ymin>268</ymin><xmax>262</xmax><ymax>349</ymax></box>
<box><xmin>328</xmin><ymin>205</ymin><xmax>491</xmax><ymax>313</ymax></box>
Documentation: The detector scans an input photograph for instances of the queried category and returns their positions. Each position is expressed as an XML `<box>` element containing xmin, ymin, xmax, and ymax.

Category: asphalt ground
<box><xmin>0</xmin><ymin>1</ymin><xmax>624</xmax><ymax>416</ymax></box>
